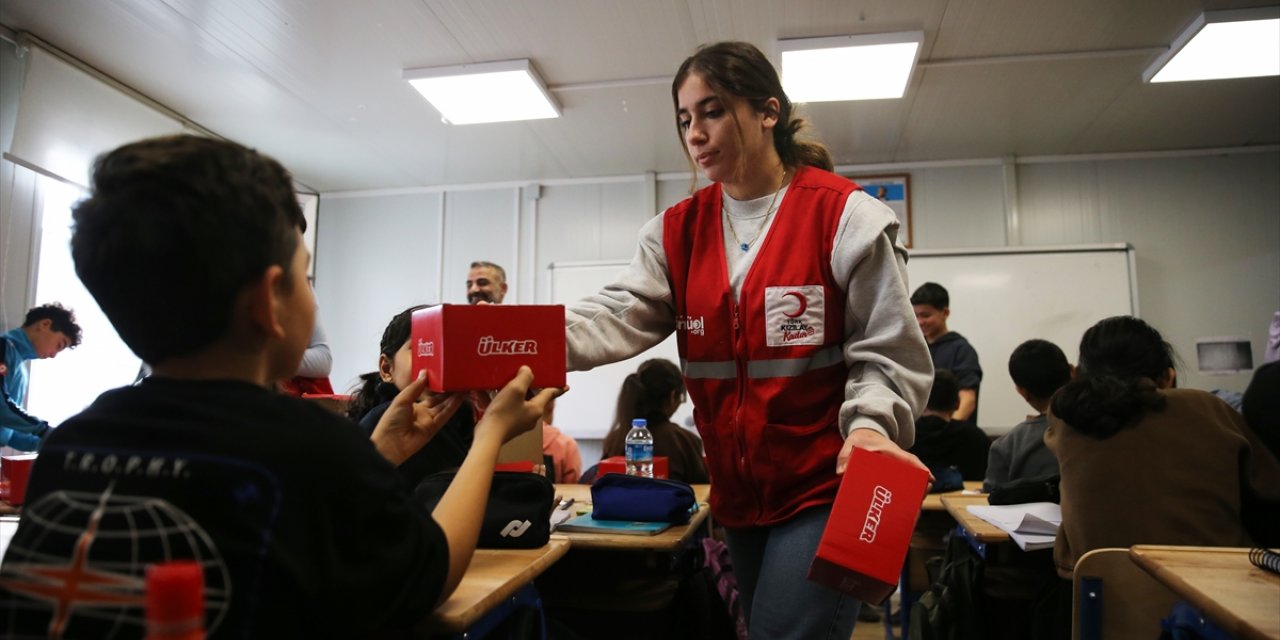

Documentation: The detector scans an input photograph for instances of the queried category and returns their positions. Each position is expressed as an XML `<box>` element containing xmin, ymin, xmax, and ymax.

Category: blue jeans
<box><xmin>723</xmin><ymin>504</ymin><xmax>860</xmax><ymax>640</ymax></box>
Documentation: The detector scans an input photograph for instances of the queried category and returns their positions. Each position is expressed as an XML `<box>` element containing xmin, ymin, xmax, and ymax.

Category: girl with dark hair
<box><xmin>601</xmin><ymin>359</ymin><xmax>709</xmax><ymax>483</ymax></box>
<box><xmin>1046</xmin><ymin>316</ymin><xmax>1280</xmax><ymax>579</ymax></box>
<box><xmin>348</xmin><ymin>305</ymin><xmax>476</xmax><ymax>477</ymax></box>
<box><xmin>564</xmin><ymin>42</ymin><xmax>932</xmax><ymax>637</ymax></box>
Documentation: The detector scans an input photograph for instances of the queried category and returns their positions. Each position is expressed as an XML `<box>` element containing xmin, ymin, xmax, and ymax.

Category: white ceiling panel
<box><xmin>1</xmin><ymin>0</ymin><xmax>1276</xmax><ymax>191</ymax></box>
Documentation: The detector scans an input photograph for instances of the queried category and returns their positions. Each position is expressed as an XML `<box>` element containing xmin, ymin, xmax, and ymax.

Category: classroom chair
<box><xmin>1072</xmin><ymin>548</ymin><xmax>1179</xmax><ymax>640</ymax></box>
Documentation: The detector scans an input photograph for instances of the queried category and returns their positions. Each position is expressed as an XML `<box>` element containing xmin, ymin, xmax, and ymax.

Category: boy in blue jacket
<box><xmin>1</xmin><ymin>303</ymin><xmax>81</xmax><ymax>450</ymax></box>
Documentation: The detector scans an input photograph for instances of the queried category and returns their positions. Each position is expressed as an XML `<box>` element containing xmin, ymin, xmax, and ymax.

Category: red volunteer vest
<box><xmin>663</xmin><ymin>166</ymin><xmax>859</xmax><ymax>528</ymax></box>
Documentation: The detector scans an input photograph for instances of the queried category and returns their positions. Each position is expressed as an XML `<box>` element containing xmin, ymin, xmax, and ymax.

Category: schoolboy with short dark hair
<box><xmin>1</xmin><ymin>302</ymin><xmax>83</xmax><ymax>450</ymax></box>
<box><xmin>0</xmin><ymin>135</ymin><xmax>559</xmax><ymax>637</ymax></box>
<box><xmin>911</xmin><ymin>282</ymin><xmax>983</xmax><ymax>425</ymax></box>
<box><xmin>908</xmin><ymin>369</ymin><xmax>991</xmax><ymax>480</ymax></box>
<box><xmin>983</xmin><ymin>338</ymin><xmax>1071</xmax><ymax>491</ymax></box>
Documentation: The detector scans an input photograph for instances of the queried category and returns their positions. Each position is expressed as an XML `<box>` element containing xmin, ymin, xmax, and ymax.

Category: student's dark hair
<box><xmin>23</xmin><ymin>303</ymin><xmax>83</xmax><ymax>348</ymax></box>
<box><xmin>346</xmin><ymin>304</ymin><xmax>430</xmax><ymax>422</ymax></box>
<box><xmin>1050</xmin><ymin>316</ymin><xmax>1172</xmax><ymax>439</ymax></box>
<box><xmin>672</xmin><ymin>41</ymin><xmax>833</xmax><ymax>192</ymax></box>
<box><xmin>469</xmin><ymin>261</ymin><xmax>507</xmax><ymax>283</ymax></box>
<box><xmin>1008</xmin><ymin>339</ymin><xmax>1071</xmax><ymax>400</ymax></box>
<box><xmin>927</xmin><ymin>369</ymin><xmax>960</xmax><ymax>412</ymax></box>
<box><xmin>603</xmin><ymin>359</ymin><xmax>685</xmax><ymax>455</ymax></box>
<box><xmin>910</xmin><ymin>282</ymin><xmax>949</xmax><ymax>309</ymax></box>
<box><xmin>70</xmin><ymin>135</ymin><xmax>303</xmax><ymax>365</ymax></box>
<box><xmin>1241</xmin><ymin>361</ymin><xmax>1280</xmax><ymax>459</ymax></box>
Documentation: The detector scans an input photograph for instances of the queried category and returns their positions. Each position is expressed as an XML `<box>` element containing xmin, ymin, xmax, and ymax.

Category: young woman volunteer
<box><xmin>564</xmin><ymin>41</ymin><xmax>933</xmax><ymax>638</ymax></box>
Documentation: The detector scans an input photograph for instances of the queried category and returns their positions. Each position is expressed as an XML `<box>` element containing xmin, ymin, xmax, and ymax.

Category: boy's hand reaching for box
<box><xmin>370</xmin><ymin>370</ymin><xmax>464</xmax><ymax>466</ymax></box>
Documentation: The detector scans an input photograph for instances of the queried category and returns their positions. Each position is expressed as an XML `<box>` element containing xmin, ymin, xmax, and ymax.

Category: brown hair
<box><xmin>602</xmin><ymin>359</ymin><xmax>685</xmax><ymax>456</ymax></box>
<box><xmin>671</xmin><ymin>41</ymin><xmax>833</xmax><ymax>192</ymax></box>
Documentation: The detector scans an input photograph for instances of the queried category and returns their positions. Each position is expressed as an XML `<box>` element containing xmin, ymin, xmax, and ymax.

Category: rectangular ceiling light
<box><xmin>1144</xmin><ymin>7</ymin><xmax>1280</xmax><ymax>83</ymax></box>
<box><xmin>403</xmin><ymin>59</ymin><xmax>561</xmax><ymax>125</ymax></box>
<box><xmin>779</xmin><ymin>32</ymin><xmax>923</xmax><ymax>102</ymax></box>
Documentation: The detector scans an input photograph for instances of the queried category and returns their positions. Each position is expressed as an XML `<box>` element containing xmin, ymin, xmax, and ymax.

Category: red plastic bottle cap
<box><xmin>146</xmin><ymin>561</ymin><xmax>205</xmax><ymax>639</ymax></box>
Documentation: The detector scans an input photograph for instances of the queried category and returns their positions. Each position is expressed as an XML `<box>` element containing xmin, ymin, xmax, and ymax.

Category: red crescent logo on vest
<box><xmin>782</xmin><ymin>291</ymin><xmax>807</xmax><ymax>318</ymax></box>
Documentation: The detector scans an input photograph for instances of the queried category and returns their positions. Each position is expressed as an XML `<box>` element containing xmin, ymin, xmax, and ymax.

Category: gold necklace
<box><xmin>723</xmin><ymin>172</ymin><xmax>786</xmax><ymax>253</ymax></box>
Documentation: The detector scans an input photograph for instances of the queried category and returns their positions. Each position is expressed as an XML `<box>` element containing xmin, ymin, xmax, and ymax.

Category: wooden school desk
<box><xmin>941</xmin><ymin>493</ymin><xmax>1011</xmax><ymax>558</ymax></box>
<box><xmin>418</xmin><ymin>537</ymin><xmax>571</xmax><ymax>639</ymax></box>
<box><xmin>1130</xmin><ymin>545</ymin><xmax>1280</xmax><ymax>640</ymax></box>
<box><xmin>921</xmin><ymin>481</ymin><xmax>984</xmax><ymax>511</ymax></box>
<box><xmin>551</xmin><ymin>483</ymin><xmax>711</xmax><ymax>552</ymax></box>
<box><xmin>538</xmin><ymin>484</ymin><xmax>713</xmax><ymax>639</ymax></box>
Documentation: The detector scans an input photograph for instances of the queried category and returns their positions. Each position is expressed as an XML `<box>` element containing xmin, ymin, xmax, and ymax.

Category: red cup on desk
<box><xmin>1</xmin><ymin>453</ymin><xmax>38</xmax><ymax>506</ymax></box>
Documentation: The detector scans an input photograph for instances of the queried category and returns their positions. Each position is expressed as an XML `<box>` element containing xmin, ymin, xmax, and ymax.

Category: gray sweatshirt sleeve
<box><xmin>564</xmin><ymin>214</ymin><xmax>677</xmax><ymax>371</ymax></box>
<box><xmin>831</xmin><ymin>191</ymin><xmax>933</xmax><ymax>447</ymax></box>
<box><xmin>296</xmin><ymin>310</ymin><xmax>333</xmax><ymax>378</ymax></box>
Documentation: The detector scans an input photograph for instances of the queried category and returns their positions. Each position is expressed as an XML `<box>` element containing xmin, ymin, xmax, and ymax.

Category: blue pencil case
<box><xmin>590</xmin><ymin>473</ymin><xmax>699</xmax><ymax>524</ymax></box>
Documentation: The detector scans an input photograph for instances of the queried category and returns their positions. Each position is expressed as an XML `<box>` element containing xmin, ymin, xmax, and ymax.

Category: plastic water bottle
<box><xmin>624</xmin><ymin>418</ymin><xmax>654</xmax><ymax>477</ymax></box>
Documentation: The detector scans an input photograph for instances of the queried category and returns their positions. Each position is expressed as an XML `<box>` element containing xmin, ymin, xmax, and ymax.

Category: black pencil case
<box><xmin>416</xmin><ymin>470</ymin><xmax>554</xmax><ymax>548</ymax></box>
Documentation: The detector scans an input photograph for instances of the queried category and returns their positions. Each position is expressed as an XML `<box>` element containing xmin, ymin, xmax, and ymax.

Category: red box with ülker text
<box><xmin>411</xmin><ymin>304</ymin><xmax>566</xmax><ymax>392</ymax></box>
<box><xmin>807</xmin><ymin>447</ymin><xmax>930</xmax><ymax>604</ymax></box>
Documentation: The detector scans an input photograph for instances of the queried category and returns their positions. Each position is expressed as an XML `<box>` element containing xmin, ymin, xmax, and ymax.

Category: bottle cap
<box><xmin>631</xmin><ymin>418</ymin><xmax>647</xmax><ymax>428</ymax></box>
<box><xmin>146</xmin><ymin>560</ymin><xmax>204</xmax><ymax>638</ymax></box>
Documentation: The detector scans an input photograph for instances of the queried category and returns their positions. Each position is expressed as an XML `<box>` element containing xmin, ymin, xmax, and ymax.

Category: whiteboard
<box><xmin>549</xmin><ymin>244</ymin><xmax>1137</xmax><ymax>438</ymax></box>
<box><xmin>906</xmin><ymin>244</ymin><xmax>1136</xmax><ymax>433</ymax></box>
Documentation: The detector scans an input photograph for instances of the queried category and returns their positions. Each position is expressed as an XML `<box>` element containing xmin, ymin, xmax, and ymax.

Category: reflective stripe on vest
<box><xmin>682</xmin><ymin>345</ymin><xmax>843</xmax><ymax>380</ymax></box>
<box><xmin>681</xmin><ymin>359</ymin><xmax>736</xmax><ymax>379</ymax></box>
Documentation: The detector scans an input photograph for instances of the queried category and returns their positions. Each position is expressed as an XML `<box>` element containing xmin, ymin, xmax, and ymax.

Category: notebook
<box><xmin>556</xmin><ymin>513</ymin><xmax>673</xmax><ymax>536</ymax></box>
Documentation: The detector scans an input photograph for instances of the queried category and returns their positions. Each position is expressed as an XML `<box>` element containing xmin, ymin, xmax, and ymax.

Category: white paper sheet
<box><xmin>965</xmin><ymin>502</ymin><xmax>1061</xmax><ymax>551</ymax></box>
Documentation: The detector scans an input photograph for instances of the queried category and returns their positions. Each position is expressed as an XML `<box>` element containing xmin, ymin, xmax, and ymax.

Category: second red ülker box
<box><xmin>806</xmin><ymin>447</ymin><xmax>930</xmax><ymax>604</ymax></box>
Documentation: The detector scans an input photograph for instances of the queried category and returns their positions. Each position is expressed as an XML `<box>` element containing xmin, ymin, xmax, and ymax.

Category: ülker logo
<box><xmin>476</xmin><ymin>336</ymin><xmax>538</xmax><ymax>356</ymax></box>
<box><xmin>859</xmin><ymin>486</ymin><xmax>892</xmax><ymax>543</ymax></box>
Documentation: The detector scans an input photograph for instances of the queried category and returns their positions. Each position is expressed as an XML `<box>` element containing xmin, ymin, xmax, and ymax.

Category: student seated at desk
<box><xmin>601</xmin><ymin>359</ymin><xmax>709</xmax><ymax>484</ymax></box>
<box><xmin>347</xmin><ymin>304</ymin><xmax>478</xmax><ymax>478</ymax></box>
<box><xmin>1241</xmin><ymin>360</ymin><xmax>1280</xmax><ymax>460</ymax></box>
<box><xmin>540</xmin><ymin>397</ymin><xmax>583</xmax><ymax>484</ymax></box>
<box><xmin>983</xmin><ymin>339</ymin><xmax>1070</xmax><ymax>492</ymax></box>
<box><xmin>1046</xmin><ymin>316</ymin><xmax>1280</xmax><ymax>580</ymax></box>
<box><xmin>0</xmin><ymin>135</ymin><xmax>560</xmax><ymax>637</ymax></box>
<box><xmin>909</xmin><ymin>369</ymin><xmax>990</xmax><ymax>481</ymax></box>
<box><xmin>0</xmin><ymin>303</ymin><xmax>83</xmax><ymax>451</ymax></box>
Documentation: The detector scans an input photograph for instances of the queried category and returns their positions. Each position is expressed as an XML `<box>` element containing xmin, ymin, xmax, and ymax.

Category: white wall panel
<box><xmin>658</xmin><ymin>177</ymin><xmax>695</xmax><ymax>212</ymax></box>
<box><xmin>9</xmin><ymin>47</ymin><xmax>184</xmax><ymax>187</ymax></box>
<box><xmin>907</xmin><ymin>164</ymin><xmax>1007</xmax><ymax>249</ymax></box>
<box><xmin>1</xmin><ymin>40</ymin><xmax>37</xmax><ymax>327</ymax></box>
<box><xmin>0</xmin><ymin>161</ymin><xmax>38</xmax><ymax>328</ymax></box>
<box><xmin>314</xmin><ymin>193</ymin><xmax>442</xmax><ymax>394</ymax></box>
<box><xmin>1018</xmin><ymin>162</ymin><xmax>1104</xmax><ymax>245</ymax></box>
<box><xmin>441</xmin><ymin>189</ymin><xmax>519</xmax><ymax>304</ymax></box>
<box><xmin>1018</xmin><ymin>152</ymin><xmax>1279</xmax><ymax>393</ymax></box>
<box><xmin>534</xmin><ymin>181</ymin><xmax>649</xmax><ymax>302</ymax></box>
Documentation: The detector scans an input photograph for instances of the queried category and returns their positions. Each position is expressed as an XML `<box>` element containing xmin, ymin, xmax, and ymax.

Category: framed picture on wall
<box><xmin>848</xmin><ymin>174</ymin><xmax>912</xmax><ymax>248</ymax></box>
